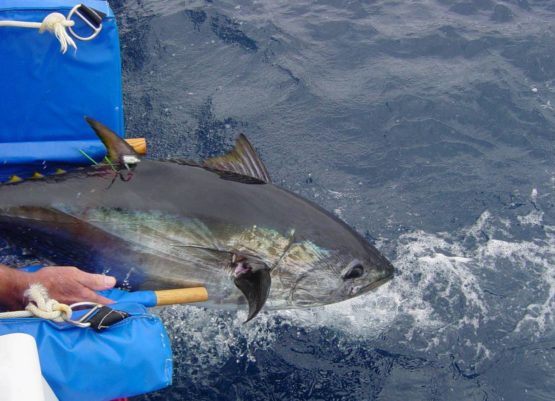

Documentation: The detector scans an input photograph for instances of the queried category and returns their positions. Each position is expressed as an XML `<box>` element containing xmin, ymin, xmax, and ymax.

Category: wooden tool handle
<box><xmin>125</xmin><ymin>138</ymin><xmax>147</xmax><ymax>155</ymax></box>
<box><xmin>154</xmin><ymin>287</ymin><xmax>208</xmax><ymax>306</ymax></box>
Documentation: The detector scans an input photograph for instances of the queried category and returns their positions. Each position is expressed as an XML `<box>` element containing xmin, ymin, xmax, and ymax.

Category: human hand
<box><xmin>7</xmin><ymin>266</ymin><xmax>116</xmax><ymax>309</ymax></box>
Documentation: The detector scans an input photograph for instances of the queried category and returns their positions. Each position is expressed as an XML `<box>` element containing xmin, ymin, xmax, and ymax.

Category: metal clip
<box><xmin>66</xmin><ymin>301</ymin><xmax>103</xmax><ymax>328</ymax></box>
<box><xmin>67</xmin><ymin>4</ymin><xmax>104</xmax><ymax>41</ymax></box>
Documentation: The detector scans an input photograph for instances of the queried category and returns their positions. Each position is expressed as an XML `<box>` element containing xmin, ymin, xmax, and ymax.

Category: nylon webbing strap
<box><xmin>81</xmin><ymin>306</ymin><xmax>129</xmax><ymax>332</ymax></box>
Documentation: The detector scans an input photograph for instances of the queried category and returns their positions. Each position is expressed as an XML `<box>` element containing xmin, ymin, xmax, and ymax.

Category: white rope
<box><xmin>0</xmin><ymin>284</ymin><xmax>72</xmax><ymax>323</ymax></box>
<box><xmin>0</xmin><ymin>12</ymin><xmax>76</xmax><ymax>54</ymax></box>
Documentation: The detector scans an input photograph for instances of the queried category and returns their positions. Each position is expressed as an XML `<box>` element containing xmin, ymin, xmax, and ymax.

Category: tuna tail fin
<box><xmin>85</xmin><ymin>117</ymin><xmax>140</xmax><ymax>166</ymax></box>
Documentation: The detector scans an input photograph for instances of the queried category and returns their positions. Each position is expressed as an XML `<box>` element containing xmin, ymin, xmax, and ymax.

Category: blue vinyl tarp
<box><xmin>0</xmin><ymin>4</ymin><xmax>174</xmax><ymax>399</ymax></box>
<box><xmin>0</xmin><ymin>265</ymin><xmax>173</xmax><ymax>401</ymax></box>
<box><xmin>0</xmin><ymin>0</ymin><xmax>124</xmax><ymax>180</ymax></box>
<box><xmin>0</xmin><ymin>302</ymin><xmax>173</xmax><ymax>401</ymax></box>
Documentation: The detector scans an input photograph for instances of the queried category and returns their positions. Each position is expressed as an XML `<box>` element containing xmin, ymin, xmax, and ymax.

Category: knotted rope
<box><xmin>0</xmin><ymin>12</ymin><xmax>77</xmax><ymax>53</ymax></box>
<box><xmin>0</xmin><ymin>284</ymin><xmax>73</xmax><ymax>322</ymax></box>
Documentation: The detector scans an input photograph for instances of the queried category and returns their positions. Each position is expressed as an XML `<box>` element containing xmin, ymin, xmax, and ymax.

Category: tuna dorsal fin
<box><xmin>203</xmin><ymin>134</ymin><xmax>271</xmax><ymax>183</ymax></box>
<box><xmin>85</xmin><ymin>117</ymin><xmax>140</xmax><ymax>166</ymax></box>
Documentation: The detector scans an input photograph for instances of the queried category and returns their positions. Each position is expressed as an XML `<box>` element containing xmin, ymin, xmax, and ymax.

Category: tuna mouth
<box><xmin>233</xmin><ymin>261</ymin><xmax>252</xmax><ymax>277</ymax></box>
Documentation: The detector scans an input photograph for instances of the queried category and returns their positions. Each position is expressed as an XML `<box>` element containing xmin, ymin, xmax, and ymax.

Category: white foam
<box><xmin>517</xmin><ymin>210</ymin><xmax>543</xmax><ymax>226</ymax></box>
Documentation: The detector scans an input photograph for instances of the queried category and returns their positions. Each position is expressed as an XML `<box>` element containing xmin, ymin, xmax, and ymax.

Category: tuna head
<box><xmin>85</xmin><ymin>117</ymin><xmax>394</xmax><ymax>322</ymax></box>
<box><xmin>267</xmin><ymin>207</ymin><xmax>394</xmax><ymax>310</ymax></box>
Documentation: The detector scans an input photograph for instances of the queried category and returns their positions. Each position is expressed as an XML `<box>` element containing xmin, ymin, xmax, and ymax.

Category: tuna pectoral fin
<box><xmin>233</xmin><ymin>267</ymin><xmax>271</xmax><ymax>323</ymax></box>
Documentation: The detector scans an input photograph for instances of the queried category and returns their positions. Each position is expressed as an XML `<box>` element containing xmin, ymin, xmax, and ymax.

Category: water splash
<box><xmin>158</xmin><ymin>200</ymin><xmax>555</xmax><ymax>381</ymax></box>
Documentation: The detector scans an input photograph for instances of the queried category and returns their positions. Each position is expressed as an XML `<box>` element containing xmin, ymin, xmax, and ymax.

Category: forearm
<box><xmin>0</xmin><ymin>264</ymin><xmax>30</xmax><ymax>310</ymax></box>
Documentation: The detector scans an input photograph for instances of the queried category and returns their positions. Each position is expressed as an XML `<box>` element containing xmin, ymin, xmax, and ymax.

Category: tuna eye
<box><xmin>343</xmin><ymin>264</ymin><xmax>364</xmax><ymax>280</ymax></box>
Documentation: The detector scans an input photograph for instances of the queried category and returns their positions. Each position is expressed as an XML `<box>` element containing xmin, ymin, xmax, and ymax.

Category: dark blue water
<box><xmin>111</xmin><ymin>0</ymin><xmax>555</xmax><ymax>400</ymax></box>
<box><xmin>4</xmin><ymin>0</ymin><xmax>555</xmax><ymax>399</ymax></box>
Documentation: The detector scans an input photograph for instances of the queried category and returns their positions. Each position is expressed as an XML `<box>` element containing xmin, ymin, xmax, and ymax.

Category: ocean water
<box><xmin>2</xmin><ymin>0</ymin><xmax>554</xmax><ymax>400</ymax></box>
<box><xmin>117</xmin><ymin>0</ymin><xmax>555</xmax><ymax>400</ymax></box>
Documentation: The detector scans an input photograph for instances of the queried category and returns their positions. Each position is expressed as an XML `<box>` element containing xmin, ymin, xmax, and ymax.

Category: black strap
<box><xmin>78</xmin><ymin>4</ymin><xmax>106</xmax><ymax>28</ymax></box>
<box><xmin>83</xmin><ymin>306</ymin><xmax>129</xmax><ymax>332</ymax></box>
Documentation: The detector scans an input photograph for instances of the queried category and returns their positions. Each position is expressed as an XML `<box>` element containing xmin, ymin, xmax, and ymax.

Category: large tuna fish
<box><xmin>0</xmin><ymin>118</ymin><xmax>393</xmax><ymax>321</ymax></box>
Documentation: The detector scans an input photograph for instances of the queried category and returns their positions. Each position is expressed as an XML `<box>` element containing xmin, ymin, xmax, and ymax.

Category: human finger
<box><xmin>76</xmin><ymin>271</ymin><xmax>117</xmax><ymax>291</ymax></box>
